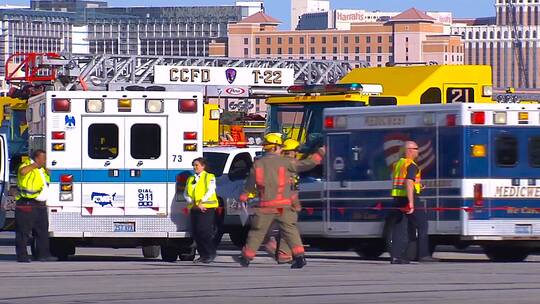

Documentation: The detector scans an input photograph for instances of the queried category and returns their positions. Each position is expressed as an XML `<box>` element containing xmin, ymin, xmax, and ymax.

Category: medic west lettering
<box><xmin>495</xmin><ymin>186</ymin><xmax>540</xmax><ymax>198</ymax></box>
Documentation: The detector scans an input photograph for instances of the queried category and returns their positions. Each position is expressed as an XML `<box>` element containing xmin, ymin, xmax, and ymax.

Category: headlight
<box><xmin>482</xmin><ymin>85</ymin><xmax>493</xmax><ymax>97</ymax></box>
<box><xmin>210</xmin><ymin>109</ymin><xmax>221</xmax><ymax>120</ymax></box>
<box><xmin>145</xmin><ymin>99</ymin><xmax>164</xmax><ymax>113</ymax></box>
<box><xmin>86</xmin><ymin>99</ymin><xmax>104</xmax><ymax>113</ymax></box>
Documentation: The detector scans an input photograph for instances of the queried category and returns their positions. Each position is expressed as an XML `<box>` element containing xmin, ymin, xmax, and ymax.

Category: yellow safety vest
<box><xmin>185</xmin><ymin>171</ymin><xmax>218</xmax><ymax>209</ymax></box>
<box><xmin>391</xmin><ymin>158</ymin><xmax>421</xmax><ymax>197</ymax></box>
<box><xmin>16</xmin><ymin>159</ymin><xmax>50</xmax><ymax>200</ymax></box>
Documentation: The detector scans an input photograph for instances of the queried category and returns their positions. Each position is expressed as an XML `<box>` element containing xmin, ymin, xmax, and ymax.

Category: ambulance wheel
<box><xmin>160</xmin><ymin>245</ymin><xmax>178</xmax><ymax>262</ymax></box>
<box><xmin>142</xmin><ymin>245</ymin><xmax>160</xmax><ymax>259</ymax></box>
<box><xmin>483</xmin><ymin>246</ymin><xmax>530</xmax><ymax>262</ymax></box>
<box><xmin>50</xmin><ymin>239</ymin><xmax>75</xmax><ymax>261</ymax></box>
<box><xmin>179</xmin><ymin>246</ymin><xmax>196</xmax><ymax>261</ymax></box>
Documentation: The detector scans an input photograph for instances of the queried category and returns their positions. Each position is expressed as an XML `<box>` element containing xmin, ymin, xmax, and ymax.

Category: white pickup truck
<box><xmin>203</xmin><ymin>146</ymin><xmax>261</xmax><ymax>247</ymax></box>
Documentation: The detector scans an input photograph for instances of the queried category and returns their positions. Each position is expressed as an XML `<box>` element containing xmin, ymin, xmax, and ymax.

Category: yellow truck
<box><xmin>265</xmin><ymin>65</ymin><xmax>494</xmax><ymax>145</ymax></box>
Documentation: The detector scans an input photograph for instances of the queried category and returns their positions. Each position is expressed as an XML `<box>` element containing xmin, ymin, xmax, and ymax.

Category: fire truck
<box><xmin>297</xmin><ymin>103</ymin><xmax>540</xmax><ymax>262</ymax></box>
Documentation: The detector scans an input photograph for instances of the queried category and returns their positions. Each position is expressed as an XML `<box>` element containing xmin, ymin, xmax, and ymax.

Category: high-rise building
<box><xmin>229</xmin><ymin>8</ymin><xmax>463</xmax><ymax>67</ymax></box>
<box><xmin>452</xmin><ymin>0</ymin><xmax>540</xmax><ymax>89</ymax></box>
<box><xmin>291</xmin><ymin>0</ymin><xmax>329</xmax><ymax>30</ymax></box>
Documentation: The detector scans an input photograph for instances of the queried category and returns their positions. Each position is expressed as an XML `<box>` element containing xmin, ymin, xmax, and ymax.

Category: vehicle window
<box><xmin>228</xmin><ymin>152</ymin><xmax>253</xmax><ymax>181</ymax></box>
<box><xmin>420</xmin><ymin>88</ymin><xmax>442</xmax><ymax>104</ymax></box>
<box><xmin>495</xmin><ymin>135</ymin><xmax>518</xmax><ymax>167</ymax></box>
<box><xmin>203</xmin><ymin>152</ymin><xmax>229</xmax><ymax>177</ymax></box>
<box><xmin>529</xmin><ymin>136</ymin><xmax>540</xmax><ymax>167</ymax></box>
<box><xmin>88</xmin><ymin>124</ymin><xmax>119</xmax><ymax>159</ymax></box>
<box><xmin>130</xmin><ymin>124</ymin><xmax>161</xmax><ymax>159</ymax></box>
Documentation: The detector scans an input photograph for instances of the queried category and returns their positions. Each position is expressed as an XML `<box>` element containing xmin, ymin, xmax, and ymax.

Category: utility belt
<box><xmin>16</xmin><ymin>197</ymin><xmax>46</xmax><ymax>205</ymax></box>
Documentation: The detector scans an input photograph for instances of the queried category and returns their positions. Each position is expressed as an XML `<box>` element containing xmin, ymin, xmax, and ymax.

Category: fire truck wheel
<box><xmin>142</xmin><ymin>245</ymin><xmax>160</xmax><ymax>259</ymax></box>
<box><xmin>160</xmin><ymin>245</ymin><xmax>178</xmax><ymax>262</ymax></box>
<box><xmin>483</xmin><ymin>246</ymin><xmax>530</xmax><ymax>262</ymax></box>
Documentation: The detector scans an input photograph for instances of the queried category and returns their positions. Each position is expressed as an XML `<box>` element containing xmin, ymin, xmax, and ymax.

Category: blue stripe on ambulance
<box><xmin>50</xmin><ymin>169</ymin><xmax>193</xmax><ymax>183</ymax></box>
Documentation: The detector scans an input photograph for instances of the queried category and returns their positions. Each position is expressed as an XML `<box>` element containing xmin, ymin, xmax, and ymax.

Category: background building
<box><xmin>452</xmin><ymin>0</ymin><xmax>540</xmax><ymax>90</ymax></box>
<box><xmin>229</xmin><ymin>8</ymin><xmax>463</xmax><ymax>67</ymax></box>
<box><xmin>0</xmin><ymin>9</ymin><xmax>73</xmax><ymax>76</ymax></box>
<box><xmin>291</xmin><ymin>0</ymin><xmax>329</xmax><ymax>30</ymax></box>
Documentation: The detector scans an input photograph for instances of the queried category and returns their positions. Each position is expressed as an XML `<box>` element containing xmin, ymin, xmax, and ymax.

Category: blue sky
<box><xmin>7</xmin><ymin>0</ymin><xmax>496</xmax><ymax>26</ymax></box>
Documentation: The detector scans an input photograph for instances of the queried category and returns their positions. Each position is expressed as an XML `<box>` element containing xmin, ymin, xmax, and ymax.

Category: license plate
<box><xmin>515</xmin><ymin>224</ymin><xmax>532</xmax><ymax>235</ymax></box>
<box><xmin>114</xmin><ymin>222</ymin><xmax>136</xmax><ymax>232</ymax></box>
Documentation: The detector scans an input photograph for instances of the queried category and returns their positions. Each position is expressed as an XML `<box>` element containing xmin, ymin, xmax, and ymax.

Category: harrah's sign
<box><xmin>336</xmin><ymin>11</ymin><xmax>365</xmax><ymax>22</ymax></box>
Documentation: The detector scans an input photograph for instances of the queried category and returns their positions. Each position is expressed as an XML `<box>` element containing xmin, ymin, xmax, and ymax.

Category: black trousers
<box><xmin>390</xmin><ymin>197</ymin><xmax>430</xmax><ymax>260</ymax></box>
<box><xmin>15</xmin><ymin>198</ymin><xmax>51</xmax><ymax>260</ymax></box>
<box><xmin>191</xmin><ymin>208</ymin><xmax>216</xmax><ymax>259</ymax></box>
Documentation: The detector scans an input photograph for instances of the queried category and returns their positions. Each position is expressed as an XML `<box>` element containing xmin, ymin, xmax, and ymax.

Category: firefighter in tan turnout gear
<box><xmin>234</xmin><ymin>134</ymin><xmax>323</xmax><ymax>268</ymax></box>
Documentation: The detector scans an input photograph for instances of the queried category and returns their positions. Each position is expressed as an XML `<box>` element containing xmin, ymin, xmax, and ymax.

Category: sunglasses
<box><xmin>408</xmin><ymin>147</ymin><xmax>419</xmax><ymax>150</ymax></box>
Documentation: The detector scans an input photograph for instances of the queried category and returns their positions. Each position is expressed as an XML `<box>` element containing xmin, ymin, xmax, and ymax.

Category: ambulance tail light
<box><xmin>175</xmin><ymin>172</ymin><xmax>191</xmax><ymax>200</ymax></box>
<box><xmin>86</xmin><ymin>99</ymin><xmax>104</xmax><ymax>113</ymax></box>
<box><xmin>493</xmin><ymin>112</ymin><xmax>507</xmax><ymax>124</ymax></box>
<box><xmin>60</xmin><ymin>174</ymin><xmax>73</xmax><ymax>183</ymax></box>
<box><xmin>52</xmin><ymin>143</ymin><xmax>65</xmax><ymax>151</ymax></box>
<box><xmin>60</xmin><ymin>174</ymin><xmax>73</xmax><ymax>201</ymax></box>
<box><xmin>179</xmin><ymin>99</ymin><xmax>197</xmax><ymax>113</ymax></box>
<box><xmin>446</xmin><ymin>114</ymin><xmax>457</xmax><ymax>127</ymax></box>
<box><xmin>184</xmin><ymin>143</ymin><xmax>198</xmax><ymax>151</ymax></box>
<box><xmin>52</xmin><ymin>98</ymin><xmax>71</xmax><ymax>112</ymax></box>
<box><xmin>145</xmin><ymin>99</ymin><xmax>164</xmax><ymax>113</ymax></box>
<box><xmin>471</xmin><ymin>145</ymin><xmax>487</xmax><ymax>158</ymax></box>
<box><xmin>473</xmin><ymin>184</ymin><xmax>484</xmax><ymax>207</ymax></box>
<box><xmin>184</xmin><ymin>132</ymin><xmax>198</xmax><ymax>140</ymax></box>
<box><xmin>324</xmin><ymin>116</ymin><xmax>334</xmax><ymax>129</ymax></box>
<box><xmin>471</xmin><ymin>112</ymin><xmax>485</xmax><ymax>125</ymax></box>
<box><xmin>51</xmin><ymin>131</ymin><xmax>65</xmax><ymax>140</ymax></box>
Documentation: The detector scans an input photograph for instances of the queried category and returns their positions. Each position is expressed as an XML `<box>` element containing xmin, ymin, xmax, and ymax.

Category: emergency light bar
<box><xmin>287</xmin><ymin>83</ymin><xmax>383</xmax><ymax>95</ymax></box>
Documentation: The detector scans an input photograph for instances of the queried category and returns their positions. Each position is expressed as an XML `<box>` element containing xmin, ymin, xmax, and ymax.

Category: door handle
<box><xmin>130</xmin><ymin>169</ymin><xmax>141</xmax><ymax>177</ymax></box>
<box><xmin>108</xmin><ymin>169</ymin><xmax>120</xmax><ymax>177</ymax></box>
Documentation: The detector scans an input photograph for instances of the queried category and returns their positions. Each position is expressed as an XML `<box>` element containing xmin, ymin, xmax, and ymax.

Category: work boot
<box><xmin>17</xmin><ymin>257</ymin><xmax>31</xmax><ymax>263</ymax></box>
<box><xmin>290</xmin><ymin>256</ymin><xmax>307</xmax><ymax>269</ymax></box>
<box><xmin>232</xmin><ymin>255</ymin><xmax>250</xmax><ymax>267</ymax></box>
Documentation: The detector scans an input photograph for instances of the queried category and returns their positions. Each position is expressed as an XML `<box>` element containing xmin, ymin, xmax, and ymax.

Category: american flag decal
<box><xmin>383</xmin><ymin>133</ymin><xmax>435</xmax><ymax>173</ymax></box>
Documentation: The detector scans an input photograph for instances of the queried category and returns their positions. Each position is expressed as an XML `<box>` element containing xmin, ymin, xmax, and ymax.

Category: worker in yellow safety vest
<box><xmin>184</xmin><ymin>157</ymin><xmax>219</xmax><ymax>264</ymax></box>
<box><xmin>390</xmin><ymin>141</ymin><xmax>438</xmax><ymax>264</ymax></box>
<box><xmin>15</xmin><ymin>149</ymin><xmax>56</xmax><ymax>263</ymax></box>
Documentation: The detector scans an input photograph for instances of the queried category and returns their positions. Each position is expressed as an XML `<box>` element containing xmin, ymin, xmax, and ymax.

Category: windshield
<box><xmin>203</xmin><ymin>152</ymin><xmax>229</xmax><ymax>177</ymax></box>
<box><xmin>267</xmin><ymin>102</ymin><xmax>364</xmax><ymax>145</ymax></box>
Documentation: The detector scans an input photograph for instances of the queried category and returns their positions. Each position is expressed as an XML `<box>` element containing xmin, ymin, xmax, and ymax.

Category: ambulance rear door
<box><xmin>124</xmin><ymin>116</ymin><xmax>168</xmax><ymax>216</ymax></box>
<box><xmin>0</xmin><ymin>134</ymin><xmax>8</xmax><ymax>229</ymax></box>
<box><xmin>81</xmin><ymin>116</ymin><xmax>125</xmax><ymax>216</ymax></box>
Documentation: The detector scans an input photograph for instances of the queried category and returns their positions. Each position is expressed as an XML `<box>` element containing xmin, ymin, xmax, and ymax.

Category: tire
<box><xmin>50</xmin><ymin>238</ymin><xmax>75</xmax><ymax>261</ymax></box>
<box><xmin>160</xmin><ymin>245</ymin><xmax>178</xmax><ymax>262</ymax></box>
<box><xmin>483</xmin><ymin>246</ymin><xmax>530</xmax><ymax>262</ymax></box>
<box><xmin>142</xmin><ymin>245</ymin><xmax>160</xmax><ymax>259</ymax></box>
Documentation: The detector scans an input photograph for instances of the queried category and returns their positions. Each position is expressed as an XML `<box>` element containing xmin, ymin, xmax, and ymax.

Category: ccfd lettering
<box><xmin>169</xmin><ymin>68</ymin><xmax>210</xmax><ymax>83</ymax></box>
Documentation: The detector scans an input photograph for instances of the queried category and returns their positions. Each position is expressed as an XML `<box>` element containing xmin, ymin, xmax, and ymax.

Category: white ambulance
<box><xmin>27</xmin><ymin>91</ymin><xmax>203</xmax><ymax>261</ymax></box>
